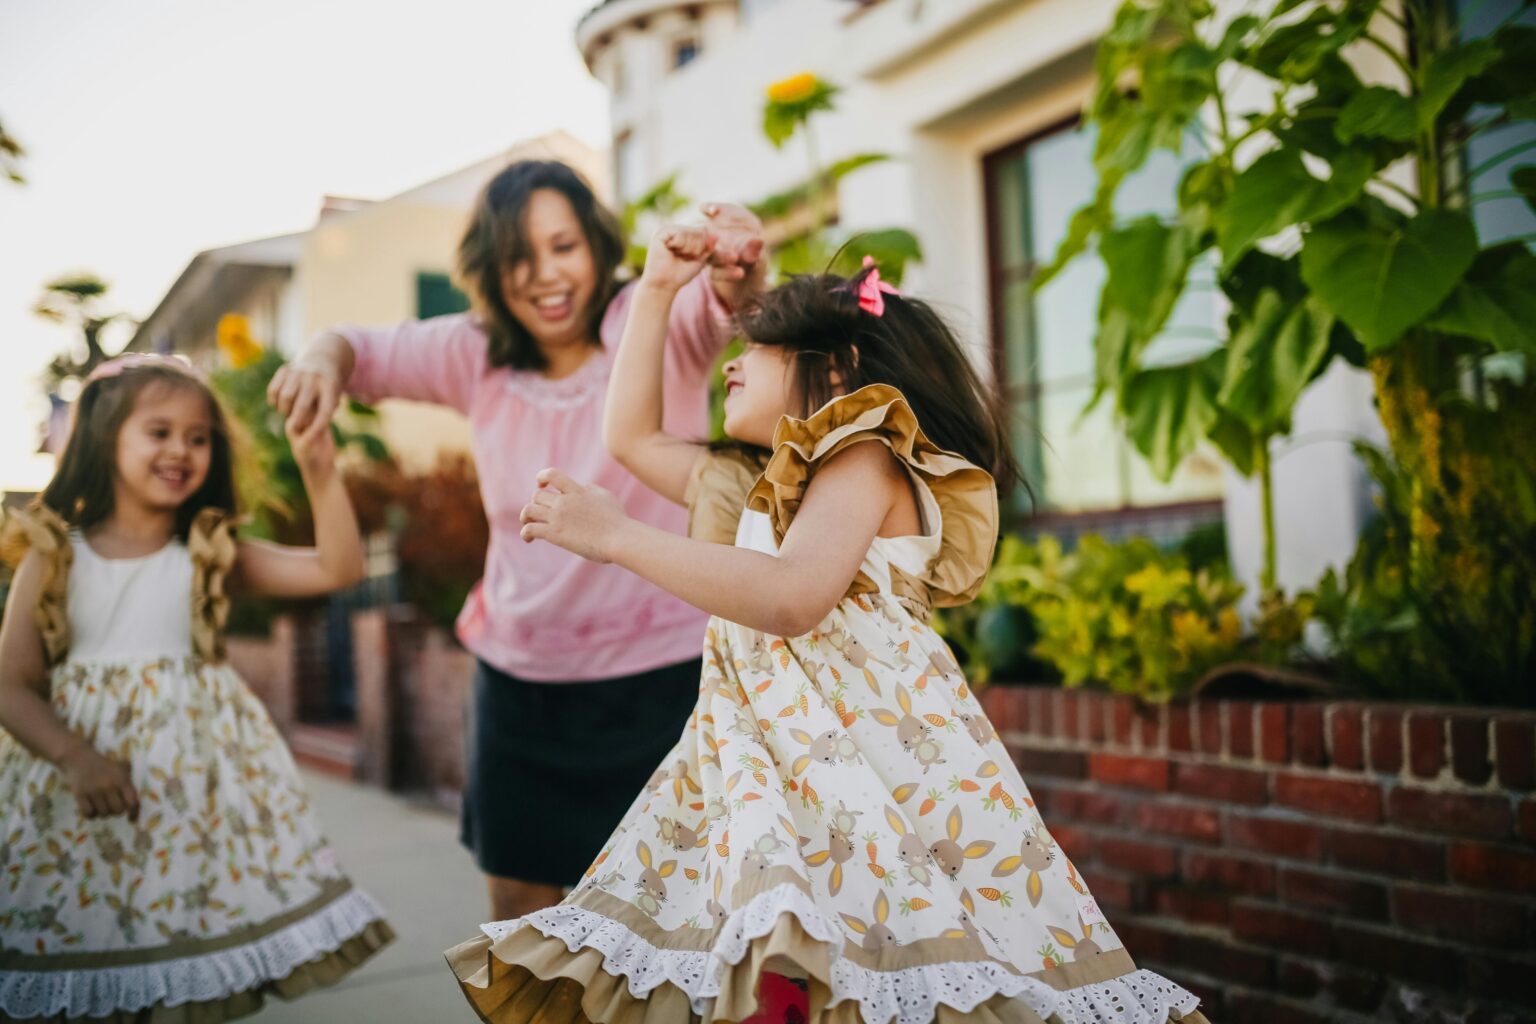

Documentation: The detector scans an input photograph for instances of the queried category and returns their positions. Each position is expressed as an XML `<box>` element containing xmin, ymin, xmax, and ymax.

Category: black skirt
<box><xmin>460</xmin><ymin>657</ymin><xmax>701</xmax><ymax>886</ymax></box>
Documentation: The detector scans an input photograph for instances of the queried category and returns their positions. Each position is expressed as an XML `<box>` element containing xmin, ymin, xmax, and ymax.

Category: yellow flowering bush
<box><xmin>216</xmin><ymin>313</ymin><xmax>264</xmax><ymax>369</ymax></box>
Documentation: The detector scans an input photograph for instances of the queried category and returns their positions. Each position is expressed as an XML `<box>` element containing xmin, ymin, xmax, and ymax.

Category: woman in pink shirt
<box><xmin>269</xmin><ymin>160</ymin><xmax>762</xmax><ymax>922</ymax></box>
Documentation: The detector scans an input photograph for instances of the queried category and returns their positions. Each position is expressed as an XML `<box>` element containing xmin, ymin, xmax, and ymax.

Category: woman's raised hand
<box><xmin>268</xmin><ymin>348</ymin><xmax>344</xmax><ymax>437</ymax></box>
<box><xmin>701</xmin><ymin>202</ymin><xmax>765</xmax><ymax>285</ymax></box>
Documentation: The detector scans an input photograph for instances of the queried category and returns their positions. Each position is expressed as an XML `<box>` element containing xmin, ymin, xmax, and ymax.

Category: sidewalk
<box><xmin>260</xmin><ymin>772</ymin><xmax>489</xmax><ymax>1023</ymax></box>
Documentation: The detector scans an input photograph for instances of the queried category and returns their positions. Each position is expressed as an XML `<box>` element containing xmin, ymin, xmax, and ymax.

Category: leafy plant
<box><xmin>621</xmin><ymin>173</ymin><xmax>691</xmax><ymax>275</ymax></box>
<box><xmin>1044</xmin><ymin>0</ymin><xmax>1535</xmax><ymax>696</ymax></box>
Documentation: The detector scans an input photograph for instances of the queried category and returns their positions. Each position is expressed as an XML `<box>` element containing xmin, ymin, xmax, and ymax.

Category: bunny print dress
<box><xmin>447</xmin><ymin>386</ymin><xmax>1208</xmax><ymax>1024</ymax></box>
<box><xmin>0</xmin><ymin>508</ymin><xmax>393</xmax><ymax>1024</ymax></box>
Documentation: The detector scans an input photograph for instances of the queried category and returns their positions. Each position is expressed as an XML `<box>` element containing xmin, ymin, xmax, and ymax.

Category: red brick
<box><xmin>1331</xmin><ymin>923</ymin><xmax>1464</xmax><ymax>989</ymax></box>
<box><xmin>1292</xmin><ymin>704</ymin><xmax>1327</xmax><ymax>767</ymax></box>
<box><xmin>1520</xmin><ymin>798</ymin><xmax>1536</xmax><ymax>843</ymax></box>
<box><xmin>1227</xmin><ymin>813</ymin><xmax>1324</xmax><ymax>861</ymax></box>
<box><xmin>1232</xmin><ymin>901</ymin><xmax>1332</xmax><ymax>949</ymax></box>
<box><xmin>1449</xmin><ymin>842</ymin><xmax>1536</xmax><ymax>895</ymax></box>
<box><xmin>1451</xmin><ymin>715</ymin><xmax>1493</xmax><ymax>786</ymax></box>
<box><xmin>1084</xmin><ymin>869</ymin><xmax>1142</xmax><ymax>912</ymax></box>
<box><xmin>1099</xmin><ymin>837</ymin><xmax>1179</xmax><ymax>878</ymax></box>
<box><xmin>1173</xmin><ymin>763</ymin><xmax>1269</xmax><ymax>805</ymax></box>
<box><xmin>1184</xmin><ymin>851</ymin><xmax>1277</xmax><ymax>897</ymax></box>
<box><xmin>1010</xmin><ymin>746</ymin><xmax>1088</xmax><ymax>780</ymax></box>
<box><xmin>1044</xmin><ymin>786</ymin><xmax>1126</xmax><ymax>827</ymax></box>
<box><xmin>1030</xmin><ymin>688</ymin><xmax>1053</xmax><ymax>737</ymax></box>
<box><xmin>1178</xmin><ymin>932</ymin><xmax>1274</xmax><ymax>988</ymax></box>
<box><xmin>1276</xmin><ymin>957</ymin><xmax>1322</xmax><ymax>998</ymax></box>
<box><xmin>1137</xmin><ymin>803</ymin><xmax>1221</xmax><ymax>843</ymax></box>
<box><xmin>1329</xmin><ymin>705</ymin><xmax>1364</xmax><ymax>772</ymax></box>
<box><xmin>1279</xmin><ymin>866</ymin><xmax>1388</xmax><ymax>920</ymax></box>
<box><xmin>981</xmin><ymin>687</ymin><xmax>1019</xmax><ymax>735</ymax></box>
<box><xmin>1152</xmin><ymin>885</ymin><xmax>1230</xmax><ymax>927</ymax></box>
<box><xmin>1367</xmin><ymin>708</ymin><xmax>1403</xmax><ymax>774</ymax></box>
<box><xmin>1228</xmin><ymin>701</ymin><xmax>1255</xmax><ymax>759</ymax></box>
<box><xmin>1167</xmin><ymin>704</ymin><xmax>1192</xmax><ymax>753</ymax></box>
<box><xmin>1274</xmin><ymin>773</ymin><xmax>1383</xmax><ymax>822</ymax></box>
<box><xmin>1388</xmin><ymin>787</ymin><xmax>1512</xmax><ymax>839</ymax></box>
<box><xmin>1327</xmin><ymin>827</ymin><xmax>1446</xmax><ymax>882</ymax></box>
<box><xmin>1060</xmin><ymin>691</ymin><xmax>1082</xmax><ymax>742</ymax></box>
<box><xmin>1196</xmin><ymin>702</ymin><xmax>1222</xmax><ymax>755</ymax></box>
<box><xmin>1047</xmin><ymin>823</ymin><xmax>1093</xmax><ymax>862</ymax></box>
<box><xmin>1088</xmin><ymin>753</ymin><xmax>1170</xmax><ymax>791</ymax></box>
<box><xmin>1085</xmin><ymin>693</ymin><xmax>1108</xmax><ymax>743</ymax></box>
<box><xmin>1496</xmin><ymin>718</ymin><xmax>1535</xmax><ymax>790</ymax></box>
<box><xmin>1137</xmin><ymin>704</ymin><xmax>1162</xmax><ymax>751</ymax></box>
<box><xmin>1392</xmin><ymin>884</ymin><xmax>1527</xmax><ymax>947</ymax></box>
<box><xmin>1224</xmin><ymin>991</ymin><xmax>1334</xmax><ymax>1024</ymax></box>
<box><xmin>1466</xmin><ymin>952</ymin><xmax>1536</xmax><ymax>1006</ymax></box>
<box><xmin>1326</xmin><ymin>968</ymin><xmax>1387</xmax><ymax>1012</ymax></box>
<box><xmin>1408</xmin><ymin>712</ymin><xmax>1446</xmax><ymax>779</ymax></box>
<box><xmin>1260</xmin><ymin>704</ymin><xmax>1290</xmax><ymax>764</ymax></box>
<box><xmin>1112</xmin><ymin>698</ymin><xmax>1133</xmax><ymax>746</ymax></box>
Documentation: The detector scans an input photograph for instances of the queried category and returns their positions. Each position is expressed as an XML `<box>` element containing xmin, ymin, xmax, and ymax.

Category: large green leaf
<box><xmin>1121</xmin><ymin>351</ymin><xmax>1224</xmax><ymax>482</ymax></box>
<box><xmin>1035</xmin><ymin>169</ymin><xmax>1121</xmax><ymax>289</ymax></box>
<box><xmin>1456</xmin><ymin>26</ymin><xmax>1535</xmax><ymax>111</ymax></box>
<box><xmin>1425</xmin><ymin>243</ymin><xmax>1536</xmax><ymax>354</ymax></box>
<box><xmin>1221</xmin><ymin>250</ymin><xmax>1306</xmax><ymax>314</ymax></box>
<box><xmin>1244</xmin><ymin>2</ymin><xmax>1376</xmax><ymax>84</ymax></box>
<box><xmin>1512</xmin><ymin>165</ymin><xmax>1536</xmax><ymax>216</ymax></box>
<box><xmin>829</xmin><ymin>228</ymin><xmax>923</xmax><ymax>285</ymax></box>
<box><xmin>1217</xmin><ymin>148</ymin><xmax>1371</xmax><ymax>267</ymax></box>
<box><xmin>1216</xmin><ymin>290</ymin><xmax>1334</xmax><ymax>436</ymax></box>
<box><xmin>1336</xmin><ymin>86</ymin><xmax>1417</xmax><ymax>143</ymax></box>
<box><xmin>1299</xmin><ymin>205</ymin><xmax>1479</xmax><ymax>351</ymax></box>
<box><xmin>1418</xmin><ymin>38</ymin><xmax>1501</xmax><ymax>131</ymax></box>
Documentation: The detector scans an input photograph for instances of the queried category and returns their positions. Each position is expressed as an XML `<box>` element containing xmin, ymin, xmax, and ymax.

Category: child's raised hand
<box><xmin>59</xmin><ymin>747</ymin><xmax>139</xmax><ymax>821</ymax></box>
<box><xmin>641</xmin><ymin>225</ymin><xmax>716</xmax><ymax>293</ymax></box>
<box><xmin>519</xmin><ymin>469</ymin><xmax>630</xmax><ymax>564</ymax></box>
<box><xmin>285</xmin><ymin>411</ymin><xmax>338</xmax><ymax>482</ymax></box>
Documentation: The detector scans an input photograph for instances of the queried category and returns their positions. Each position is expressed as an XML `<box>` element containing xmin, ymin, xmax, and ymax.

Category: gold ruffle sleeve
<box><xmin>188</xmin><ymin>508</ymin><xmax>238</xmax><ymax>664</ymax></box>
<box><xmin>0</xmin><ymin>503</ymin><xmax>74</xmax><ymax>666</ymax></box>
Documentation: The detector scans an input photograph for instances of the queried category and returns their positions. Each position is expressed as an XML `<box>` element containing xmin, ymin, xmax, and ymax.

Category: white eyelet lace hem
<box><xmin>0</xmin><ymin>888</ymin><xmax>388</xmax><ymax>1020</ymax></box>
<box><xmin>481</xmin><ymin>883</ymin><xmax>1201</xmax><ymax>1024</ymax></box>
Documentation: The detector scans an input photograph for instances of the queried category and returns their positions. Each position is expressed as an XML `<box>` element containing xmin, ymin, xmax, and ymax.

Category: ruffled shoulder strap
<box><xmin>188</xmin><ymin>508</ymin><xmax>238</xmax><ymax>663</ymax></box>
<box><xmin>745</xmin><ymin>383</ymin><xmax>999</xmax><ymax>607</ymax></box>
<box><xmin>0</xmin><ymin>504</ymin><xmax>74</xmax><ymax>665</ymax></box>
<box><xmin>685</xmin><ymin>446</ymin><xmax>771</xmax><ymax>545</ymax></box>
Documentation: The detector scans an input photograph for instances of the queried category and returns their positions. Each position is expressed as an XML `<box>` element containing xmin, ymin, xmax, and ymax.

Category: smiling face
<box><xmin>112</xmin><ymin>382</ymin><xmax>214</xmax><ymax>515</ymax></box>
<box><xmin>498</xmin><ymin>188</ymin><xmax>600</xmax><ymax>357</ymax></box>
<box><xmin>721</xmin><ymin>342</ymin><xmax>804</xmax><ymax>446</ymax></box>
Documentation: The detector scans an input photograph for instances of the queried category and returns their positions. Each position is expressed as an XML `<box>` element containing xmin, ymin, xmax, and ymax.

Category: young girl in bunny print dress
<box><xmin>444</xmin><ymin>229</ymin><xmax>1210</xmax><ymax>1024</ymax></box>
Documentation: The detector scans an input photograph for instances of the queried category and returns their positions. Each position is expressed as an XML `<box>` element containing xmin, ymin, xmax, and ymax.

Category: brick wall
<box><xmin>979</xmin><ymin>686</ymin><xmax>1536</xmax><ymax>1023</ymax></box>
<box><xmin>227</xmin><ymin>617</ymin><xmax>296</xmax><ymax>733</ymax></box>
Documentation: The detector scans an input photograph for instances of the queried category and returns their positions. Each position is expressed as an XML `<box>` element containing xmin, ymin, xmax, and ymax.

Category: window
<box><xmin>673</xmin><ymin>36</ymin><xmax>699</xmax><ymax>69</ymax></box>
<box><xmin>985</xmin><ymin>121</ymin><xmax>1224</xmax><ymax>520</ymax></box>
<box><xmin>1461</xmin><ymin>0</ymin><xmax>1536</xmax><ymax>248</ymax></box>
<box><xmin>416</xmin><ymin>272</ymin><xmax>470</xmax><ymax>320</ymax></box>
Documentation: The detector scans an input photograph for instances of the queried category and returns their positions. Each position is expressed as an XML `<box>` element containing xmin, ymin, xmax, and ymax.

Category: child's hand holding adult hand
<box><xmin>640</xmin><ymin>225</ymin><xmax>716</xmax><ymax>294</ymax></box>
<box><xmin>60</xmin><ymin>746</ymin><xmax>140</xmax><ymax>821</ymax></box>
<box><xmin>268</xmin><ymin>354</ymin><xmax>342</xmax><ymax>437</ymax></box>
<box><xmin>519</xmin><ymin>469</ymin><xmax>630</xmax><ymax>564</ymax></box>
<box><xmin>285</xmin><ymin>411</ymin><xmax>338</xmax><ymax>483</ymax></box>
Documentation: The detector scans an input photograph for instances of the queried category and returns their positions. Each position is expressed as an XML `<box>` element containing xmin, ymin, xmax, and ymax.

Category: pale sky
<box><xmin>0</xmin><ymin>0</ymin><xmax>609</xmax><ymax>491</ymax></box>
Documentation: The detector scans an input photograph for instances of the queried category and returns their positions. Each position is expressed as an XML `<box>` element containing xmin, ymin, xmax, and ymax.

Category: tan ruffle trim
<box><xmin>446</xmin><ymin>921</ymin><xmax>1210</xmax><ymax>1024</ymax></box>
<box><xmin>188</xmin><ymin>508</ymin><xmax>238</xmax><ymax>664</ymax></box>
<box><xmin>0</xmin><ymin>504</ymin><xmax>238</xmax><ymax>666</ymax></box>
<box><xmin>8</xmin><ymin>920</ymin><xmax>395</xmax><ymax>1024</ymax></box>
<box><xmin>686</xmin><ymin>447</ymin><xmax>771</xmax><ymax>545</ymax></box>
<box><xmin>0</xmin><ymin>504</ymin><xmax>74</xmax><ymax>666</ymax></box>
<box><xmin>745</xmin><ymin>384</ymin><xmax>999</xmax><ymax>609</ymax></box>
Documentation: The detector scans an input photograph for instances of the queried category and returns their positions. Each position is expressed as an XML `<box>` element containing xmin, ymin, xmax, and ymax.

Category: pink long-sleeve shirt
<box><xmin>338</xmin><ymin>275</ymin><xmax>728</xmax><ymax>682</ymax></box>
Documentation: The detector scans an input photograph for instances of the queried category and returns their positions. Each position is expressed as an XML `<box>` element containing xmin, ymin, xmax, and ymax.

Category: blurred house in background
<box><xmin>127</xmin><ymin>131</ymin><xmax>606</xmax><ymax>471</ymax></box>
<box><xmin>575</xmin><ymin>0</ymin><xmax>1383</xmax><ymax>602</ymax></box>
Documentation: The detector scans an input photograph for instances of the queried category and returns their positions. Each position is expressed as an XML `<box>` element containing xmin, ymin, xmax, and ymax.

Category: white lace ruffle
<box><xmin>483</xmin><ymin>883</ymin><xmax>1202</xmax><ymax>1024</ymax></box>
<box><xmin>0</xmin><ymin>888</ymin><xmax>388</xmax><ymax>1020</ymax></box>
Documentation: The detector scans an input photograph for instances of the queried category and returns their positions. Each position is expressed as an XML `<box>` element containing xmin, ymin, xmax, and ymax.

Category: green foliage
<box><xmin>621</xmin><ymin>173</ymin><xmax>691</xmax><ymax>274</ymax></box>
<box><xmin>1010</xmin><ymin>536</ymin><xmax>1245</xmax><ymax>703</ymax></box>
<box><xmin>762</xmin><ymin>74</ymin><xmax>840</xmax><ymax>148</ymax></box>
<box><xmin>0</xmin><ymin>116</ymin><xmax>24</xmax><ymax>184</ymax></box>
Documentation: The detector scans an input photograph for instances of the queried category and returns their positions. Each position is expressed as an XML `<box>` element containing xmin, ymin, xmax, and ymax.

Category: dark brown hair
<box><xmin>41</xmin><ymin>364</ymin><xmax>240</xmax><ymax>540</ymax></box>
<box><xmin>455</xmin><ymin>160</ymin><xmax>627</xmax><ymax>371</ymax></box>
<box><xmin>735</xmin><ymin>267</ymin><xmax>1024</xmax><ymax>492</ymax></box>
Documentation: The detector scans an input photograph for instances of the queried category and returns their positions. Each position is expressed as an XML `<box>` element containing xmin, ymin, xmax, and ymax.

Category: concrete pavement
<box><xmin>260</xmin><ymin>773</ymin><xmax>489</xmax><ymax>1023</ymax></box>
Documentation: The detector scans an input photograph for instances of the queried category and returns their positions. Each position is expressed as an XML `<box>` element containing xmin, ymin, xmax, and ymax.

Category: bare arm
<box><xmin>0</xmin><ymin>551</ymin><xmax>140</xmax><ymax>819</ymax></box>
<box><xmin>234</xmin><ymin>414</ymin><xmax>365</xmax><ymax>599</ymax></box>
<box><xmin>521</xmin><ymin>443</ymin><xmax>907</xmax><ymax>635</ymax></box>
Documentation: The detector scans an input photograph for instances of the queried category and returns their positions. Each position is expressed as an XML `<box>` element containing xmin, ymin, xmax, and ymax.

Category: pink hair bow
<box><xmin>856</xmin><ymin>255</ymin><xmax>899</xmax><ymax>317</ymax></box>
<box><xmin>85</xmin><ymin>353</ymin><xmax>198</xmax><ymax>385</ymax></box>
